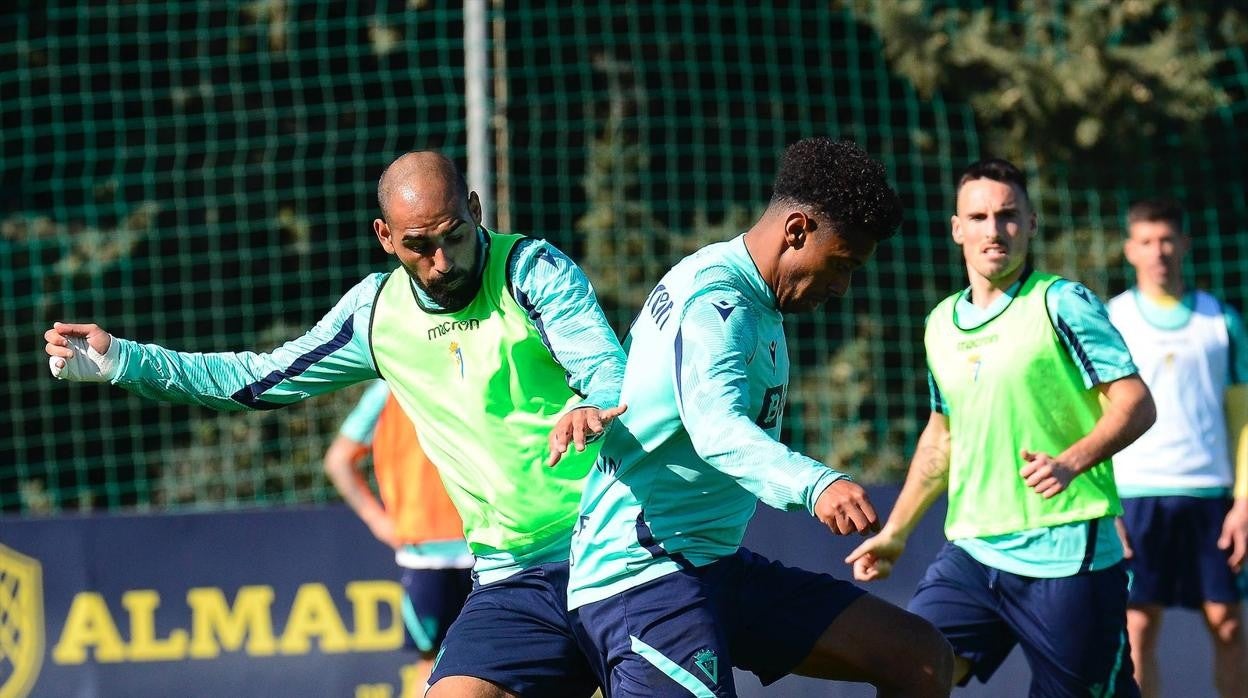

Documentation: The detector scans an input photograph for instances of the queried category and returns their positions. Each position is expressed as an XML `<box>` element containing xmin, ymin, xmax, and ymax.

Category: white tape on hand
<box><xmin>48</xmin><ymin>335</ymin><xmax>118</xmax><ymax>382</ymax></box>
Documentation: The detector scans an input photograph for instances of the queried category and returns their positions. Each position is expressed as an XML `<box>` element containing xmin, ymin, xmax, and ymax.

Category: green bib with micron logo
<box><xmin>370</xmin><ymin>230</ymin><xmax>596</xmax><ymax>556</ymax></box>
<box><xmin>925</xmin><ymin>272</ymin><xmax>1121</xmax><ymax>539</ymax></box>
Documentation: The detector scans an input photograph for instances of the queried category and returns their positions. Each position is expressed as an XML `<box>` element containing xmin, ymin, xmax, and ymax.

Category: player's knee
<box><xmin>1127</xmin><ymin>607</ymin><xmax>1162</xmax><ymax>648</ymax></box>
<box><xmin>1209</xmin><ymin>612</ymin><xmax>1243</xmax><ymax>646</ymax></box>
<box><xmin>891</xmin><ymin>617</ymin><xmax>955</xmax><ymax>695</ymax></box>
<box><xmin>918</xmin><ymin>623</ymin><xmax>956</xmax><ymax>692</ymax></box>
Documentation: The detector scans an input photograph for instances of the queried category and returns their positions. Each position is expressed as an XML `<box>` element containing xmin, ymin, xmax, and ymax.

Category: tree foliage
<box><xmin>843</xmin><ymin>0</ymin><xmax>1238</xmax><ymax>164</ymax></box>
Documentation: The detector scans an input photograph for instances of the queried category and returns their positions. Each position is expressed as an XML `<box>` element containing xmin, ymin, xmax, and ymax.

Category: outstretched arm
<box><xmin>846</xmin><ymin>410</ymin><xmax>951</xmax><ymax>580</ymax></box>
<box><xmin>44</xmin><ymin>275</ymin><xmax>385</xmax><ymax>410</ymax></box>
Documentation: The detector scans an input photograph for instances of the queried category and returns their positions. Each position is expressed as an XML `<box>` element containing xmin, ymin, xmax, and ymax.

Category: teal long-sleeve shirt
<box><xmin>568</xmin><ymin>235</ymin><xmax>848</xmax><ymax>609</ymax></box>
<box><xmin>110</xmin><ymin>233</ymin><xmax>623</xmax><ymax>413</ymax></box>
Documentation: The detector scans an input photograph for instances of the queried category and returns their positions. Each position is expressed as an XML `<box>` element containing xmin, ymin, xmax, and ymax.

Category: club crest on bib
<box><xmin>449</xmin><ymin>341</ymin><xmax>464</xmax><ymax>379</ymax></box>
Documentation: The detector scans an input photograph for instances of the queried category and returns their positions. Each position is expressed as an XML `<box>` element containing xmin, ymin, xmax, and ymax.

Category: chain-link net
<box><xmin>3</xmin><ymin>1</ymin><xmax>1245</xmax><ymax>513</ymax></box>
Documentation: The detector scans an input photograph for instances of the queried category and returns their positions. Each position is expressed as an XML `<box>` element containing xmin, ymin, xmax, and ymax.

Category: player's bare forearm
<box><xmin>882</xmin><ymin>411</ymin><xmax>951</xmax><ymax>540</ymax></box>
<box><xmin>845</xmin><ymin>412</ymin><xmax>948</xmax><ymax>580</ymax></box>
<box><xmin>1059</xmin><ymin>374</ymin><xmax>1156</xmax><ymax>474</ymax></box>
<box><xmin>339</xmin><ymin>475</ymin><xmax>386</xmax><ymax>524</ymax></box>
<box><xmin>323</xmin><ymin>436</ymin><xmax>386</xmax><ymax>523</ymax></box>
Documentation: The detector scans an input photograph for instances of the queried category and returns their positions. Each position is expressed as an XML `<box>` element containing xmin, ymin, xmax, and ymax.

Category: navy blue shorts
<box><xmin>1120</xmin><ymin>496</ymin><xmax>1245</xmax><ymax>609</ymax></box>
<box><xmin>399</xmin><ymin>566</ymin><xmax>472</xmax><ymax>654</ymax></box>
<box><xmin>427</xmin><ymin>561</ymin><xmax>600</xmax><ymax>697</ymax></box>
<box><xmin>909</xmin><ymin>543</ymin><xmax>1138</xmax><ymax>696</ymax></box>
<box><xmin>573</xmin><ymin>547</ymin><xmax>867</xmax><ymax>697</ymax></box>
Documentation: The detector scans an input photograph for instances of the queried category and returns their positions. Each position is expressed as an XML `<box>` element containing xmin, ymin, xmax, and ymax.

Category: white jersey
<box><xmin>1109</xmin><ymin>290</ymin><xmax>1231</xmax><ymax>491</ymax></box>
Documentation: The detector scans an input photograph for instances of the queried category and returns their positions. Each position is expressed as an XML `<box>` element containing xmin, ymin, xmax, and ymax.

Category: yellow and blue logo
<box><xmin>0</xmin><ymin>544</ymin><xmax>44</xmax><ymax>698</ymax></box>
<box><xmin>449</xmin><ymin>341</ymin><xmax>464</xmax><ymax>379</ymax></box>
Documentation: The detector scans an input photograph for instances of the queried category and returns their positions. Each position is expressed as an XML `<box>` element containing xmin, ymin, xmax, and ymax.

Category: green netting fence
<box><xmin>3</xmin><ymin>1</ymin><xmax>1246</xmax><ymax>514</ymax></box>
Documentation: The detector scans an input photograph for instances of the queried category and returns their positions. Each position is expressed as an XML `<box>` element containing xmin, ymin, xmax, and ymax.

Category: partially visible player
<box><xmin>45</xmin><ymin>150</ymin><xmax>624</xmax><ymax>698</ymax></box>
<box><xmin>324</xmin><ymin>380</ymin><xmax>473</xmax><ymax>694</ymax></box>
<box><xmin>569</xmin><ymin>137</ymin><xmax>954</xmax><ymax>697</ymax></box>
<box><xmin>1108</xmin><ymin>197</ymin><xmax>1248</xmax><ymax>698</ymax></box>
<box><xmin>848</xmin><ymin>158</ymin><xmax>1155</xmax><ymax>696</ymax></box>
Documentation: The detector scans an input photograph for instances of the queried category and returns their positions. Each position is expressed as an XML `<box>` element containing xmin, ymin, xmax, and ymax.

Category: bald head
<box><xmin>377</xmin><ymin>151</ymin><xmax>469</xmax><ymax>222</ymax></box>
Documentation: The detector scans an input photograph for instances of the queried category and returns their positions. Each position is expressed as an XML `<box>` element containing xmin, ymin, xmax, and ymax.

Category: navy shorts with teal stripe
<box><xmin>908</xmin><ymin>543</ymin><xmax>1138</xmax><ymax>696</ymax></box>
<box><xmin>572</xmin><ymin>547</ymin><xmax>868</xmax><ymax>697</ymax></box>
<box><xmin>1120</xmin><ymin>495</ymin><xmax>1245</xmax><ymax>609</ymax></box>
<box><xmin>427</xmin><ymin>561</ymin><xmax>601</xmax><ymax>697</ymax></box>
<box><xmin>399</xmin><ymin>567</ymin><xmax>472</xmax><ymax>654</ymax></box>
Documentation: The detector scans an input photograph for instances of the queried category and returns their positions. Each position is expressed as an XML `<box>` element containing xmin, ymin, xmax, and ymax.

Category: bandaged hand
<box><xmin>45</xmin><ymin>322</ymin><xmax>118</xmax><ymax>382</ymax></box>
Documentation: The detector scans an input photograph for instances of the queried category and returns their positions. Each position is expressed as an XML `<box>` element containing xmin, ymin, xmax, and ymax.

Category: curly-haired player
<box><xmin>568</xmin><ymin>137</ymin><xmax>954</xmax><ymax>697</ymax></box>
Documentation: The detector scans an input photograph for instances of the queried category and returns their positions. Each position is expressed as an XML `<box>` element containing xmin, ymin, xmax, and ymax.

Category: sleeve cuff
<box><xmin>806</xmin><ymin>468</ymin><xmax>851</xmax><ymax>515</ymax></box>
<box><xmin>579</xmin><ymin>392</ymin><xmax>619</xmax><ymax>413</ymax></box>
<box><xmin>108</xmin><ymin>337</ymin><xmax>136</xmax><ymax>383</ymax></box>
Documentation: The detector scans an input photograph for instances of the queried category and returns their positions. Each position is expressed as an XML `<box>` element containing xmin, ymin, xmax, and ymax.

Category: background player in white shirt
<box><xmin>1109</xmin><ymin>197</ymin><xmax>1248</xmax><ymax>698</ymax></box>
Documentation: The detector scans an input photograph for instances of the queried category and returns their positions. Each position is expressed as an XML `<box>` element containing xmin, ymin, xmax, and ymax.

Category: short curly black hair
<box><xmin>770</xmin><ymin>137</ymin><xmax>903</xmax><ymax>244</ymax></box>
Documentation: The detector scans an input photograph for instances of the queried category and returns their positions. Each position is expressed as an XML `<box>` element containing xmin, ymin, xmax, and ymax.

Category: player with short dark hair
<box><xmin>569</xmin><ymin>137</ymin><xmax>954</xmax><ymax>697</ymax></box>
<box><xmin>848</xmin><ymin>157</ymin><xmax>1155</xmax><ymax>696</ymax></box>
<box><xmin>1109</xmin><ymin>196</ymin><xmax>1248</xmax><ymax>698</ymax></box>
<box><xmin>1125</xmin><ymin>197</ymin><xmax>1184</xmax><ymax>231</ymax></box>
<box><xmin>45</xmin><ymin>150</ymin><xmax>624</xmax><ymax>698</ymax></box>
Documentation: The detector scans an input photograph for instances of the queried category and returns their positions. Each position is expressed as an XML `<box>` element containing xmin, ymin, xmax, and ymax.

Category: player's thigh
<box><xmin>1192</xmin><ymin>498</ymin><xmax>1244</xmax><ymax>605</ymax></box>
<box><xmin>790</xmin><ymin>593</ymin><xmax>953</xmax><ymax>691</ymax></box>
<box><xmin>1123</xmin><ymin>496</ymin><xmax>1214</xmax><ymax>608</ymax></box>
<box><xmin>400</xmin><ymin>567</ymin><xmax>473</xmax><ymax>655</ymax></box>
<box><xmin>712</xmin><ymin>548</ymin><xmax>870</xmax><ymax>686</ymax></box>
<box><xmin>1003</xmin><ymin>563</ymin><xmax>1137</xmax><ymax>697</ymax></box>
<box><xmin>575</xmin><ymin>569</ymin><xmax>736</xmax><ymax>697</ymax></box>
<box><xmin>429</xmin><ymin>563</ymin><xmax>599</xmax><ymax>698</ymax></box>
<box><xmin>907</xmin><ymin>544</ymin><xmax>1016</xmax><ymax>687</ymax></box>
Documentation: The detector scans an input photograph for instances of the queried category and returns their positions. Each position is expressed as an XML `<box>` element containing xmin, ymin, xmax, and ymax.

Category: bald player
<box><xmin>45</xmin><ymin>151</ymin><xmax>625</xmax><ymax>698</ymax></box>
